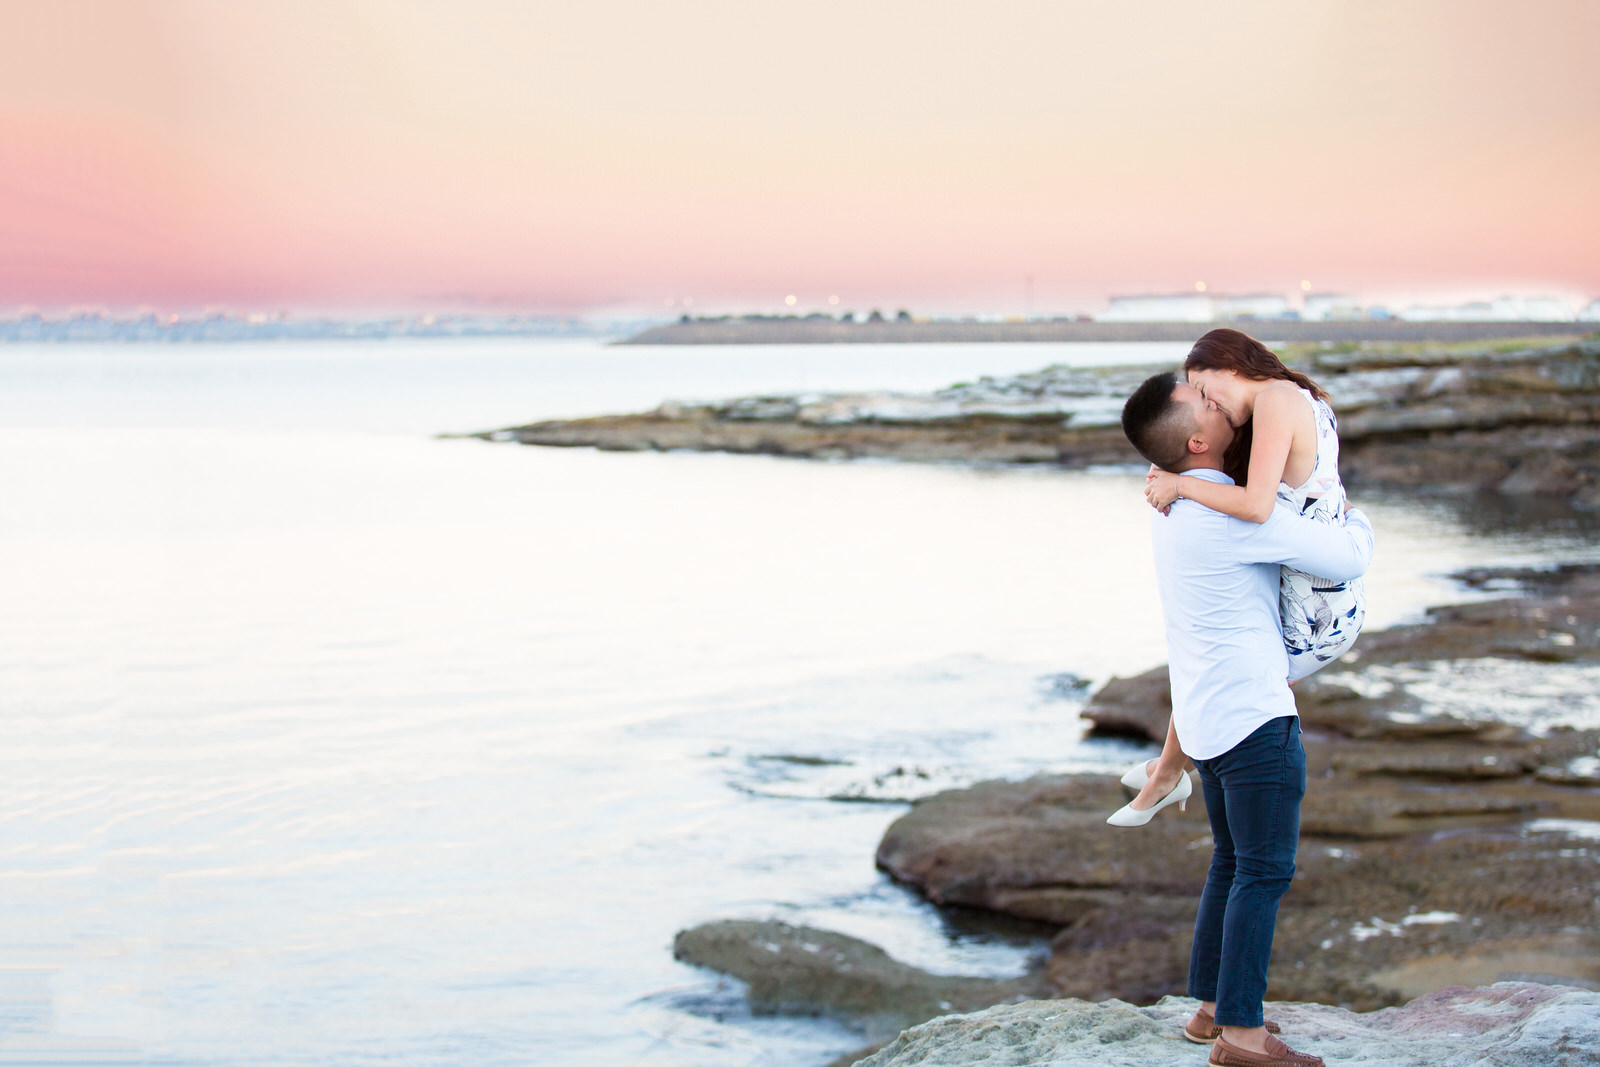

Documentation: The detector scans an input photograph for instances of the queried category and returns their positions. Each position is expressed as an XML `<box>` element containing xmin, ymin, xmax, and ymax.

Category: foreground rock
<box><xmin>672</xmin><ymin>920</ymin><xmax>1048</xmax><ymax>1043</ymax></box>
<box><xmin>854</xmin><ymin>983</ymin><xmax>1600</xmax><ymax>1067</ymax></box>
<box><xmin>477</xmin><ymin>337</ymin><xmax>1600</xmax><ymax>504</ymax></box>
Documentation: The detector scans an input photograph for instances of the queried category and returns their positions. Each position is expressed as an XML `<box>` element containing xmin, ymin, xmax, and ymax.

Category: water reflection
<box><xmin>1364</xmin><ymin>487</ymin><xmax>1600</xmax><ymax>542</ymax></box>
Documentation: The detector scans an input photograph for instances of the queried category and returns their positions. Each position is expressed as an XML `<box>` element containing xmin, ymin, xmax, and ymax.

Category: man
<box><xmin>1119</xmin><ymin>371</ymin><xmax>1375</xmax><ymax>1067</ymax></box>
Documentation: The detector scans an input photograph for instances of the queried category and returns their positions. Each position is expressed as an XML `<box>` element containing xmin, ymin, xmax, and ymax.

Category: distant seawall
<box><xmin>619</xmin><ymin>318</ymin><xmax>1587</xmax><ymax>345</ymax></box>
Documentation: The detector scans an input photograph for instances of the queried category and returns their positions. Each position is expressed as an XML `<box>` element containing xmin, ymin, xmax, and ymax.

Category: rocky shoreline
<box><xmin>672</xmin><ymin>563</ymin><xmax>1600</xmax><ymax>1065</ymax></box>
<box><xmin>560</xmin><ymin>333</ymin><xmax>1600</xmax><ymax>1063</ymax></box>
<box><xmin>476</xmin><ymin>336</ymin><xmax>1600</xmax><ymax>507</ymax></box>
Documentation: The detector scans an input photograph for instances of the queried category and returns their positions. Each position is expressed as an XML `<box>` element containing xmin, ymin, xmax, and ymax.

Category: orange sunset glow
<box><xmin>2</xmin><ymin>0</ymin><xmax>1597</xmax><ymax>313</ymax></box>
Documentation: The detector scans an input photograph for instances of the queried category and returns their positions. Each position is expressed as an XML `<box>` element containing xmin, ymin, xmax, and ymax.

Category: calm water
<box><xmin>1</xmin><ymin>339</ymin><xmax>1595</xmax><ymax>1065</ymax></box>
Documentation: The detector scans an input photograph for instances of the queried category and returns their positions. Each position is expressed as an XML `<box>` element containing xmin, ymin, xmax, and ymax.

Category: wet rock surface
<box><xmin>853</xmin><ymin>983</ymin><xmax>1600</xmax><ymax>1067</ymax></box>
<box><xmin>480</xmin><ymin>337</ymin><xmax>1600</xmax><ymax>504</ymax></box>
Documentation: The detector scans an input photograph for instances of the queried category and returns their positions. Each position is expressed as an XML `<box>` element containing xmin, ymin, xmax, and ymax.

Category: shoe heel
<box><xmin>1180</xmin><ymin>797</ymin><xmax>1188</xmax><ymax>812</ymax></box>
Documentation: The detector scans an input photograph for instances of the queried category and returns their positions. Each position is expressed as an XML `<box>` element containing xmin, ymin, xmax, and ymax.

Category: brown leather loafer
<box><xmin>1208</xmin><ymin>1034</ymin><xmax>1323</xmax><ymax>1067</ymax></box>
<box><xmin>1184</xmin><ymin>1008</ymin><xmax>1282</xmax><ymax>1044</ymax></box>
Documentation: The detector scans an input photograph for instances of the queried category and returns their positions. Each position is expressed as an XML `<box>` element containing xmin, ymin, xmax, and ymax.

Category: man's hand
<box><xmin>1146</xmin><ymin>469</ymin><xmax>1181</xmax><ymax>515</ymax></box>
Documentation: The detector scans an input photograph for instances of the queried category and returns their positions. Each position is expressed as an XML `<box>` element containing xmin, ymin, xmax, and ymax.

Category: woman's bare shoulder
<box><xmin>1253</xmin><ymin>382</ymin><xmax>1315</xmax><ymax>427</ymax></box>
<box><xmin>1259</xmin><ymin>379</ymin><xmax>1308</xmax><ymax>400</ymax></box>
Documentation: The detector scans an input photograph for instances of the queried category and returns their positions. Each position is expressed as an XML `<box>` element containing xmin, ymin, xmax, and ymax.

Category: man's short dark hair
<box><xmin>1121</xmin><ymin>371</ymin><xmax>1194</xmax><ymax>472</ymax></box>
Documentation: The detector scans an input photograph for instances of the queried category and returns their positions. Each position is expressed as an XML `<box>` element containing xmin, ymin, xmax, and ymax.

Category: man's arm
<box><xmin>1229</xmin><ymin>504</ymin><xmax>1375</xmax><ymax>580</ymax></box>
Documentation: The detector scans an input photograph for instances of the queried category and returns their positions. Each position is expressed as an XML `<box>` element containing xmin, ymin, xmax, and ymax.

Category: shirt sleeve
<box><xmin>1228</xmin><ymin>506</ymin><xmax>1375</xmax><ymax>580</ymax></box>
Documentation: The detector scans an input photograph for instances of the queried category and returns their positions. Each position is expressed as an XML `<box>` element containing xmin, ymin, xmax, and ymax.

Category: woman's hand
<box><xmin>1145</xmin><ymin>469</ymin><xmax>1181</xmax><ymax>514</ymax></box>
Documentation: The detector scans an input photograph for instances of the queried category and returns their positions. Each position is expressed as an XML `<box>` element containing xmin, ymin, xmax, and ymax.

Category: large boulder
<box><xmin>874</xmin><ymin>775</ymin><xmax>1211</xmax><ymax>924</ymax></box>
<box><xmin>672</xmin><ymin>920</ymin><xmax>1048</xmax><ymax>1043</ymax></box>
<box><xmin>1079</xmin><ymin>666</ymin><xmax>1170</xmax><ymax>742</ymax></box>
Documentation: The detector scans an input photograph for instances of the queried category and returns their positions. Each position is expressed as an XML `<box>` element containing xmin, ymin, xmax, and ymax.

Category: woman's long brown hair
<box><xmin>1182</xmin><ymin>328</ymin><xmax>1329</xmax><ymax>486</ymax></box>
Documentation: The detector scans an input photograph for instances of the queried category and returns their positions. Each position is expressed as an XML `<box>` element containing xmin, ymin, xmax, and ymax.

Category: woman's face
<box><xmin>1187</xmin><ymin>367</ymin><xmax>1250</xmax><ymax>427</ymax></box>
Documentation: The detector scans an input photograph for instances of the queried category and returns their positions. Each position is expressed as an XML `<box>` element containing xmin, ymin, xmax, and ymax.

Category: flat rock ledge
<box><xmin>853</xmin><ymin>983</ymin><xmax>1600</xmax><ymax>1067</ymax></box>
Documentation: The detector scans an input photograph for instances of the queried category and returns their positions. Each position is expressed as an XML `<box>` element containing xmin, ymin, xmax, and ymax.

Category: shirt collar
<box><xmin>1181</xmin><ymin>467</ymin><xmax>1236</xmax><ymax>486</ymax></box>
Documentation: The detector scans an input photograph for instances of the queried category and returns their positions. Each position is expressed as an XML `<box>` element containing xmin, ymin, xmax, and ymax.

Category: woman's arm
<box><xmin>1236</xmin><ymin>506</ymin><xmax>1375</xmax><ymax>580</ymax></box>
<box><xmin>1145</xmin><ymin>387</ymin><xmax>1305</xmax><ymax>523</ymax></box>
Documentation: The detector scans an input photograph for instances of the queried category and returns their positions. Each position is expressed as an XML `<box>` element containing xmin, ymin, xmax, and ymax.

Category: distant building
<box><xmin>1399</xmin><ymin>296</ymin><xmax>1575</xmax><ymax>322</ymax></box>
<box><xmin>1212</xmin><ymin>293</ymin><xmax>1293</xmax><ymax>321</ymax></box>
<box><xmin>1301</xmin><ymin>294</ymin><xmax>1364</xmax><ymax>321</ymax></box>
<box><xmin>1094</xmin><ymin>290</ymin><xmax>1588</xmax><ymax>325</ymax></box>
<box><xmin>1098</xmin><ymin>294</ymin><xmax>1213</xmax><ymax>322</ymax></box>
<box><xmin>1517</xmin><ymin>296</ymin><xmax>1578</xmax><ymax>321</ymax></box>
<box><xmin>1398</xmin><ymin>301</ymin><xmax>1496</xmax><ymax>321</ymax></box>
<box><xmin>1099</xmin><ymin>292</ymin><xmax>1295</xmax><ymax>323</ymax></box>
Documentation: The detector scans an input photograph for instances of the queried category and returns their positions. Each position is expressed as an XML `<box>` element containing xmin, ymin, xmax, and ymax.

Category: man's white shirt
<box><xmin>1151</xmin><ymin>468</ymin><xmax>1375</xmax><ymax>761</ymax></box>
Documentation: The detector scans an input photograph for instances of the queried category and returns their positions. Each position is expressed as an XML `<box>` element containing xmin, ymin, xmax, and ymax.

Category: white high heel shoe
<box><xmin>1120</xmin><ymin>758</ymin><xmax>1157</xmax><ymax>790</ymax></box>
<box><xmin>1106</xmin><ymin>770</ymin><xmax>1192</xmax><ymax>827</ymax></box>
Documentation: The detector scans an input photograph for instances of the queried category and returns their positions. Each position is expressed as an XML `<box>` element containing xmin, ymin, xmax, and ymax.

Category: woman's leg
<box><xmin>1283</xmin><ymin>574</ymin><xmax>1366</xmax><ymax>683</ymax></box>
<box><xmin>1128</xmin><ymin>716</ymin><xmax>1189</xmax><ymax>811</ymax></box>
<box><xmin>1286</xmin><ymin>575</ymin><xmax>1363</xmax><ymax>684</ymax></box>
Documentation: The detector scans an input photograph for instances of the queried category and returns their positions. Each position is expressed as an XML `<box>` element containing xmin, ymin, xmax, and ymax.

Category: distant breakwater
<box><xmin>618</xmin><ymin>318</ymin><xmax>1588</xmax><ymax>346</ymax></box>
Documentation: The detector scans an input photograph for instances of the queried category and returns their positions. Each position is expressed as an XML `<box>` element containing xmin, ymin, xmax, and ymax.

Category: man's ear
<box><xmin>1186</xmin><ymin>433</ymin><xmax>1210</xmax><ymax>456</ymax></box>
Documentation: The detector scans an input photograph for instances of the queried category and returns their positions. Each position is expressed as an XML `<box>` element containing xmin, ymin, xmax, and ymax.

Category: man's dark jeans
<box><xmin>1187</xmin><ymin>714</ymin><xmax>1307</xmax><ymax>1027</ymax></box>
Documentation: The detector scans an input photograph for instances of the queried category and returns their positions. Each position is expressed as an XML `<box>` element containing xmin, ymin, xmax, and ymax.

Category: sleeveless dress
<box><xmin>1278</xmin><ymin>388</ymin><xmax>1366</xmax><ymax>682</ymax></box>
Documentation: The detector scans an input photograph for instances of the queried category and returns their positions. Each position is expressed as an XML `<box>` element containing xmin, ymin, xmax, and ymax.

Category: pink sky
<box><xmin>3</xmin><ymin>0</ymin><xmax>1597</xmax><ymax>314</ymax></box>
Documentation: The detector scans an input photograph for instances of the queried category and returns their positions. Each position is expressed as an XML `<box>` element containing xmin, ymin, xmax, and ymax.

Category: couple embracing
<box><xmin>1112</xmin><ymin>329</ymin><xmax>1375</xmax><ymax>1067</ymax></box>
